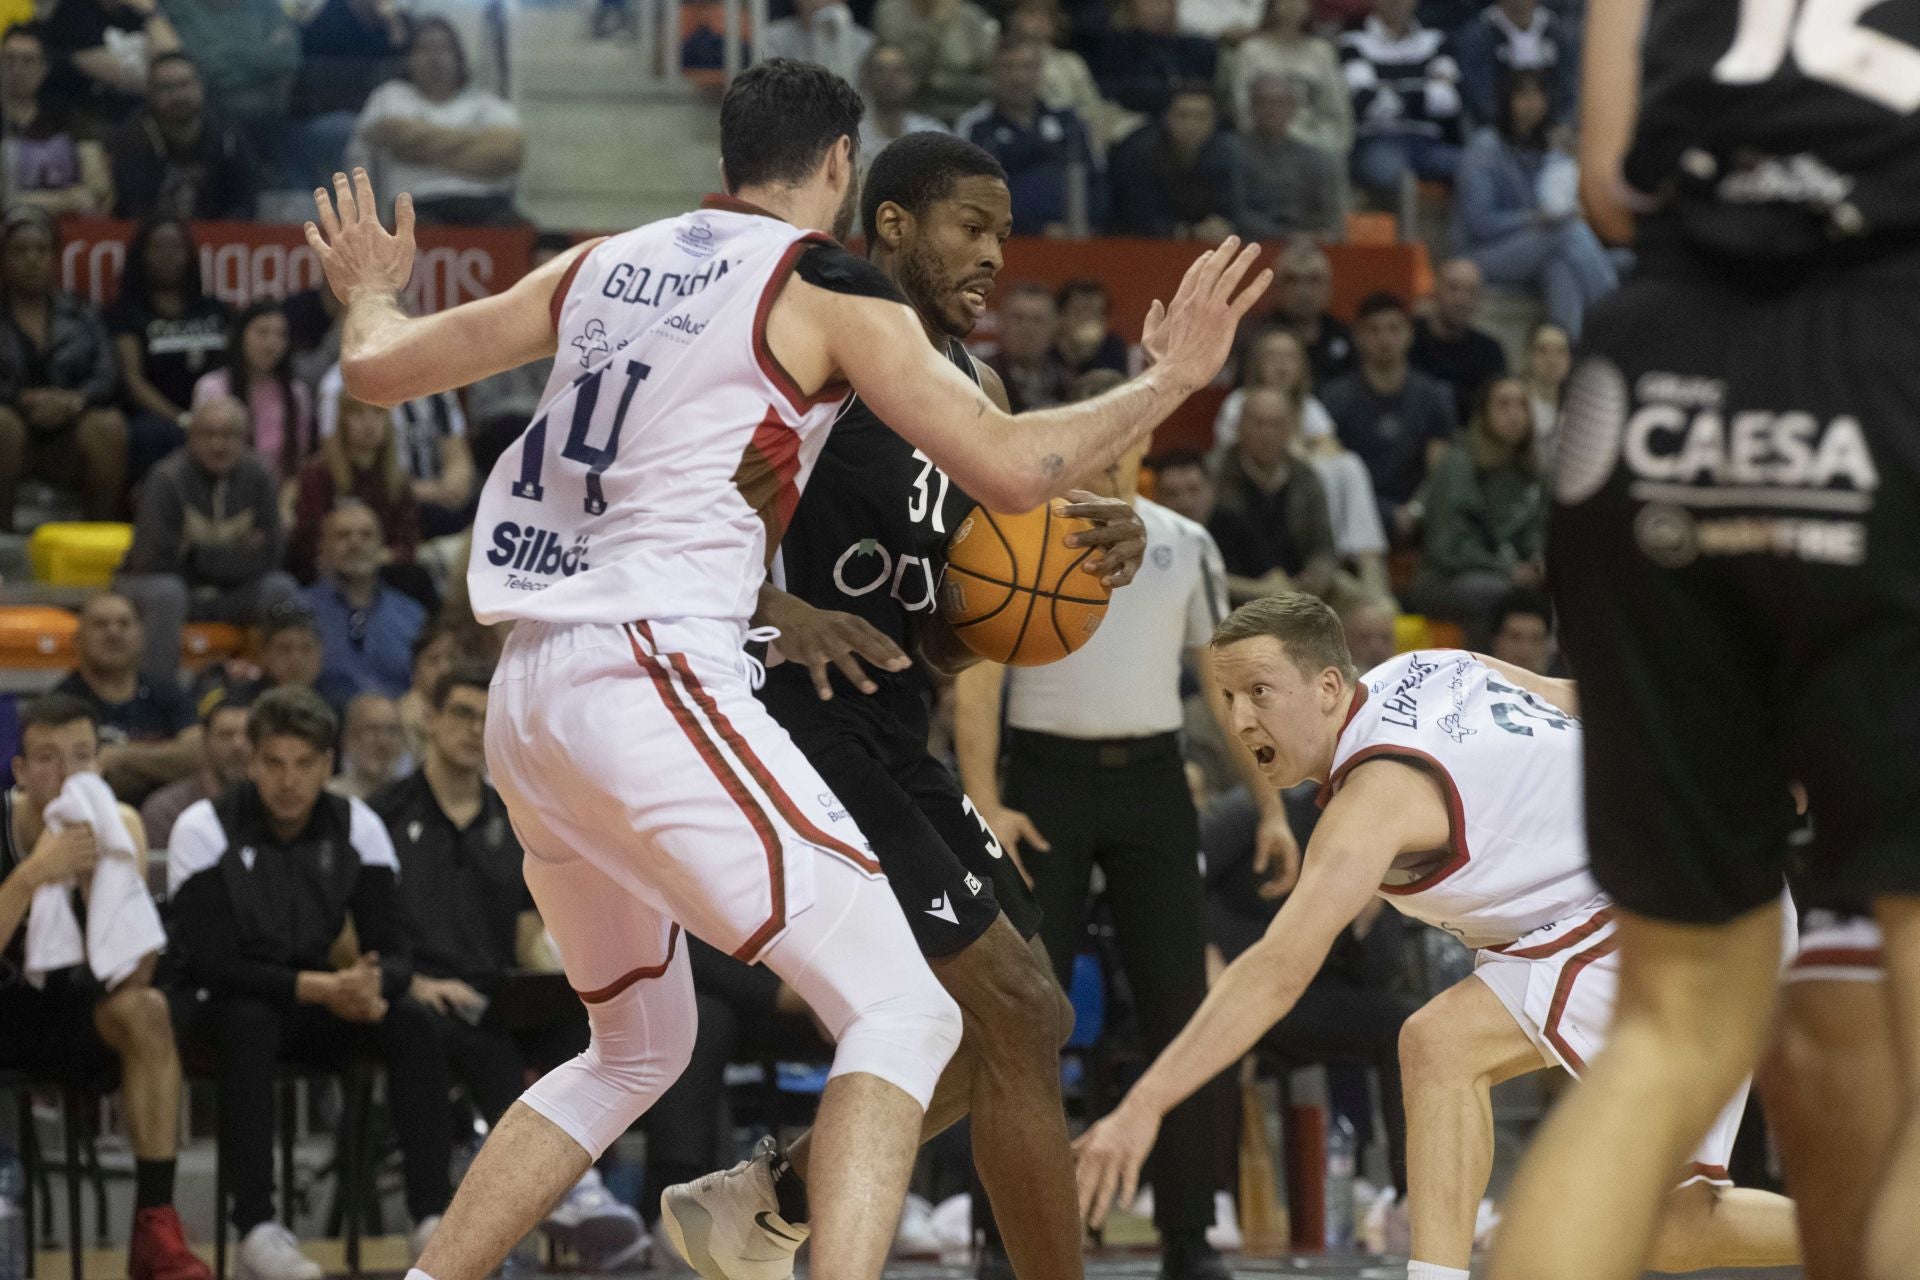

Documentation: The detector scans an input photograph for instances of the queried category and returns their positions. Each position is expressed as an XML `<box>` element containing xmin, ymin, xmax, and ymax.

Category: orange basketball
<box><xmin>940</xmin><ymin>500</ymin><xmax>1112</xmax><ymax>666</ymax></box>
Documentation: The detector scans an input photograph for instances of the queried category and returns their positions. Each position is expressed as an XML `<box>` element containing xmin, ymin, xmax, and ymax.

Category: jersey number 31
<box><xmin>512</xmin><ymin>359</ymin><xmax>652</xmax><ymax>516</ymax></box>
<box><xmin>1715</xmin><ymin>0</ymin><xmax>1920</xmax><ymax>112</ymax></box>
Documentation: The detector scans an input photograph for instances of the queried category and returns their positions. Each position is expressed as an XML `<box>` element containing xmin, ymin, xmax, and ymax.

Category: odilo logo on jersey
<box><xmin>486</xmin><ymin>522</ymin><xmax>592</xmax><ymax>577</ymax></box>
<box><xmin>833</xmin><ymin>538</ymin><xmax>937</xmax><ymax>611</ymax></box>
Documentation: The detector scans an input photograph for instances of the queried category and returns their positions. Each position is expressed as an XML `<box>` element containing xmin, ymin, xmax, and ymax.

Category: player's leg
<box><xmin>1759</xmin><ymin>916</ymin><xmax>1893</xmax><ymax>1280</ymax></box>
<box><xmin>1488</xmin><ymin>902</ymin><xmax>1786</xmax><ymax>1280</ymax></box>
<box><xmin>1397</xmin><ymin>973</ymin><xmax>1548</xmax><ymax>1274</ymax></box>
<box><xmin>414</xmin><ymin>842</ymin><xmax>695</xmax><ymax>1280</ymax></box>
<box><xmin>1866</xmin><ymin>894</ymin><xmax>1920</xmax><ymax>1280</ymax></box>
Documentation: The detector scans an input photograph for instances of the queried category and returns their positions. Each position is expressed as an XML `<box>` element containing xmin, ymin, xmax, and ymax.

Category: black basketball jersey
<box><xmin>762</xmin><ymin>336</ymin><xmax>981</xmax><ymax>718</ymax></box>
<box><xmin>1626</xmin><ymin>0</ymin><xmax>1920</xmax><ymax>260</ymax></box>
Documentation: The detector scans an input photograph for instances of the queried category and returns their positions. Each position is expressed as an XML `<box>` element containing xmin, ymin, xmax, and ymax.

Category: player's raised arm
<box><xmin>1071</xmin><ymin>756</ymin><xmax>1451</xmax><ymax>1227</ymax></box>
<box><xmin>305</xmin><ymin>169</ymin><xmax>603</xmax><ymax>405</ymax></box>
<box><xmin>1577</xmin><ymin>0</ymin><xmax>1651</xmax><ymax>244</ymax></box>
<box><xmin>797</xmin><ymin>240</ymin><xmax>1269</xmax><ymax>514</ymax></box>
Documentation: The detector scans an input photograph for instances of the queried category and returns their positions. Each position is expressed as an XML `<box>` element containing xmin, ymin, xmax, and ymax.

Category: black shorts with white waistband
<box><xmin>1549</xmin><ymin>236</ymin><xmax>1920</xmax><ymax>925</ymax></box>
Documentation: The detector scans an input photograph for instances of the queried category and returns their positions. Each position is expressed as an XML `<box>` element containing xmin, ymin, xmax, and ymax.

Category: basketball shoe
<box><xmin>659</xmin><ymin>1138</ymin><xmax>808</xmax><ymax>1280</ymax></box>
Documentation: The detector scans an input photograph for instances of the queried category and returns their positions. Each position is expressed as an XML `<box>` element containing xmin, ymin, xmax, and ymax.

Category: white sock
<box><xmin>405</xmin><ymin>1268</ymin><xmax>439</xmax><ymax>1280</ymax></box>
<box><xmin>1407</xmin><ymin>1264</ymin><xmax>1470</xmax><ymax>1280</ymax></box>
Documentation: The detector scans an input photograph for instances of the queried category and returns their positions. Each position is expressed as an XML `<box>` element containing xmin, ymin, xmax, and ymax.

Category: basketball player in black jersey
<box><xmin>1487</xmin><ymin>1</ymin><xmax>1920</xmax><ymax>1278</ymax></box>
<box><xmin>660</xmin><ymin>133</ymin><xmax>1183</xmax><ymax>1280</ymax></box>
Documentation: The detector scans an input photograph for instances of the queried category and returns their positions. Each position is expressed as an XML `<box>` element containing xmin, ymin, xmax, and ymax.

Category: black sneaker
<box><xmin>1159</xmin><ymin>1232</ymin><xmax>1233</xmax><ymax>1280</ymax></box>
<box><xmin>977</xmin><ymin>1238</ymin><xmax>1016</xmax><ymax>1280</ymax></box>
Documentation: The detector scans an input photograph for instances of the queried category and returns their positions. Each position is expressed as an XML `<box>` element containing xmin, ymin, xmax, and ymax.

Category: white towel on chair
<box><xmin>23</xmin><ymin>772</ymin><xmax>166</xmax><ymax>989</ymax></box>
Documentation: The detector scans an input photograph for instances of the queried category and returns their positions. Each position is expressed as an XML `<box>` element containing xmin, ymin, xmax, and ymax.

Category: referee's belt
<box><xmin>1006</xmin><ymin>729</ymin><xmax>1182</xmax><ymax>770</ymax></box>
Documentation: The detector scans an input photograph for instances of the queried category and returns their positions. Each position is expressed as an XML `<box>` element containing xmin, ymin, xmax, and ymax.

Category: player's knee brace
<box><xmin>827</xmin><ymin>967</ymin><xmax>963</xmax><ymax>1111</ymax></box>
<box><xmin>520</xmin><ymin>977</ymin><xmax>697</xmax><ymax>1156</ymax></box>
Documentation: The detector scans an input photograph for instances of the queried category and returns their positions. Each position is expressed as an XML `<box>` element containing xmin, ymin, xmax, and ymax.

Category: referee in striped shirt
<box><xmin>954</xmin><ymin>373</ymin><xmax>1301</xmax><ymax>1280</ymax></box>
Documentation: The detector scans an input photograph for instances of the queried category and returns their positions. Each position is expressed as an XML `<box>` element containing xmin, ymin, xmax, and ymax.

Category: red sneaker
<box><xmin>129</xmin><ymin>1206</ymin><xmax>214</xmax><ymax>1280</ymax></box>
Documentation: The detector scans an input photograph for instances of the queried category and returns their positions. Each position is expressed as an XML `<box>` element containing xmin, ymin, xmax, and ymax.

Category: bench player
<box><xmin>661</xmin><ymin>134</ymin><xmax>1141</xmax><ymax>1280</ymax></box>
<box><xmin>1070</xmin><ymin>593</ymin><xmax>1800</xmax><ymax>1280</ymax></box>
<box><xmin>302</xmin><ymin>59</ymin><xmax>1270</xmax><ymax>1280</ymax></box>
<box><xmin>1485</xmin><ymin>0</ymin><xmax>1920</xmax><ymax>1274</ymax></box>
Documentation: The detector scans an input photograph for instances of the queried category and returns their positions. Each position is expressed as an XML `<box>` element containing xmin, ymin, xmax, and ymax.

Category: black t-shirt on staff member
<box><xmin>372</xmin><ymin>770</ymin><xmax>530</xmax><ymax>995</ymax></box>
<box><xmin>55</xmin><ymin>669</ymin><xmax>194</xmax><ymax>747</ymax></box>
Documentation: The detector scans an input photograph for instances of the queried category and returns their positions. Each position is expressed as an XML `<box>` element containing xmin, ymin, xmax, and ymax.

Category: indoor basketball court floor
<box><xmin>783</xmin><ymin>1258</ymin><xmax>1803</xmax><ymax>1279</ymax></box>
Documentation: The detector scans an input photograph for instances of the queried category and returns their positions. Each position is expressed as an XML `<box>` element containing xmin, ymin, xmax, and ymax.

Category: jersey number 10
<box><xmin>1714</xmin><ymin>0</ymin><xmax>1920</xmax><ymax>112</ymax></box>
<box><xmin>512</xmin><ymin>359</ymin><xmax>653</xmax><ymax>516</ymax></box>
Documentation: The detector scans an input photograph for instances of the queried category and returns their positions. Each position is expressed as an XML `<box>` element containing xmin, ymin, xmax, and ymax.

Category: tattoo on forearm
<box><xmin>1041</xmin><ymin>454</ymin><xmax>1065</xmax><ymax>482</ymax></box>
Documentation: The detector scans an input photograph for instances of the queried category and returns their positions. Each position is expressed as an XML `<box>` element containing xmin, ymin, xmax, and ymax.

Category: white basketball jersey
<box><xmin>468</xmin><ymin>197</ymin><xmax>851</xmax><ymax>627</ymax></box>
<box><xmin>1322</xmin><ymin>650</ymin><xmax>1603</xmax><ymax>949</ymax></box>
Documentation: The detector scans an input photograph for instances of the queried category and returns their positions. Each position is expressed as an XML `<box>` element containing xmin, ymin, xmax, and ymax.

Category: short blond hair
<box><xmin>1210</xmin><ymin>592</ymin><xmax>1357</xmax><ymax>681</ymax></box>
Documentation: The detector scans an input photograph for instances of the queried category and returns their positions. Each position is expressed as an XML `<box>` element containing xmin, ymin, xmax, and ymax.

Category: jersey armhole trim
<box><xmin>549</xmin><ymin>242</ymin><xmax>596</xmax><ymax>333</ymax></box>
<box><xmin>1324</xmin><ymin>744</ymin><xmax>1471</xmax><ymax>896</ymax></box>
<box><xmin>755</xmin><ymin>232</ymin><xmax>852</xmax><ymax>416</ymax></box>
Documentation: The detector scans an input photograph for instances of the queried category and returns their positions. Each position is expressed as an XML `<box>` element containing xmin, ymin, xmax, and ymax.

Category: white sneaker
<box><xmin>1205</xmin><ymin>1189</ymin><xmax>1243</xmax><ymax>1251</ymax></box>
<box><xmin>659</xmin><ymin>1140</ymin><xmax>809</xmax><ymax>1280</ymax></box>
<box><xmin>893</xmin><ymin>1194</ymin><xmax>941</xmax><ymax>1259</ymax></box>
<box><xmin>543</xmin><ymin>1167</ymin><xmax>649</xmax><ymax>1271</ymax></box>
<box><xmin>409</xmin><ymin>1215</ymin><xmax>441</xmax><ymax>1264</ymax></box>
<box><xmin>236</xmin><ymin>1223</ymin><xmax>323</xmax><ymax>1280</ymax></box>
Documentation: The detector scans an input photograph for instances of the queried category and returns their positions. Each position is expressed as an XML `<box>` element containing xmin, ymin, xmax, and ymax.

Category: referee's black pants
<box><xmin>1006</xmin><ymin>728</ymin><xmax>1230</xmax><ymax>1240</ymax></box>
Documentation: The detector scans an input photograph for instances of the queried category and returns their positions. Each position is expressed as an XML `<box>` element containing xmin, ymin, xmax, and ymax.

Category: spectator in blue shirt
<box><xmin>302</xmin><ymin>499</ymin><xmax>427</xmax><ymax>703</ymax></box>
<box><xmin>1106</xmin><ymin>85</ymin><xmax>1235</xmax><ymax>240</ymax></box>
<box><xmin>955</xmin><ymin>37</ymin><xmax>1105</xmax><ymax>235</ymax></box>
<box><xmin>1093</xmin><ymin>0</ymin><xmax>1215</xmax><ymax>117</ymax></box>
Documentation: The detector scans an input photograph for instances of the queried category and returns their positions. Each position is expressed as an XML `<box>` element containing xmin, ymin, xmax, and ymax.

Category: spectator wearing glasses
<box><xmin>302</xmin><ymin>500</ymin><xmax>428</xmax><ymax>704</ymax></box>
<box><xmin>1260</xmin><ymin>241</ymin><xmax>1353</xmax><ymax>385</ymax></box>
<box><xmin>108</xmin><ymin>52</ymin><xmax>257</xmax><ymax>221</ymax></box>
<box><xmin>372</xmin><ymin>665</ymin><xmax>647</xmax><ymax>1268</ymax></box>
<box><xmin>0</xmin><ymin>24</ymin><xmax>111</xmax><ymax>213</ymax></box>
<box><xmin>327</xmin><ymin>691</ymin><xmax>409</xmax><ymax>800</ymax></box>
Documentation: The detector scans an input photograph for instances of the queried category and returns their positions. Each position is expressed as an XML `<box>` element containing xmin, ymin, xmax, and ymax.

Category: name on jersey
<box><xmin>834</xmin><ymin>538</ymin><xmax>938</xmax><ymax>612</ymax></box>
<box><xmin>486</xmin><ymin>522</ymin><xmax>591</xmax><ymax>578</ymax></box>
<box><xmin>1378</xmin><ymin>654</ymin><xmax>1439</xmax><ymax>730</ymax></box>
<box><xmin>600</xmin><ymin>258</ymin><xmax>731</xmax><ymax>310</ymax></box>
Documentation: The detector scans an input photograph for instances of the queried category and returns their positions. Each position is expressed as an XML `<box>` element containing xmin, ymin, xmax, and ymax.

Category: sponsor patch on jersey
<box><xmin>674</xmin><ymin>218</ymin><xmax>719</xmax><ymax>258</ymax></box>
<box><xmin>1152</xmin><ymin>544</ymin><xmax>1173</xmax><ymax>570</ymax></box>
<box><xmin>486</xmin><ymin>522</ymin><xmax>592</xmax><ymax>577</ymax></box>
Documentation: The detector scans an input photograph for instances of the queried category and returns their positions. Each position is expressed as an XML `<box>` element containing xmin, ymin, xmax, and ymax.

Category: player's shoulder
<box><xmin>793</xmin><ymin>243</ymin><xmax>908</xmax><ymax>305</ymax></box>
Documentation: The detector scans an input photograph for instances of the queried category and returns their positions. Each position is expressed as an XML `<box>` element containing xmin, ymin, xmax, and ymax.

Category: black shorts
<box><xmin>763</xmin><ymin>680</ymin><xmax>1042</xmax><ymax>957</ymax></box>
<box><xmin>0</xmin><ymin>969</ymin><xmax>119</xmax><ymax>1083</ymax></box>
<box><xmin>1549</xmin><ymin>246</ymin><xmax>1920</xmax><ymax>924</ymax></box>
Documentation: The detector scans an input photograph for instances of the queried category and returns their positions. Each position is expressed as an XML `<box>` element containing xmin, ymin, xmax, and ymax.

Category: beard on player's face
<box><xmin>831</xmin><ymin>172</ymin><xmax>858</xmax><ymax>245</ymax></box>
<box><xmin>896</xmin><ymin>234</ymin><xmax>978</xmax><ymax>339</ymax></box>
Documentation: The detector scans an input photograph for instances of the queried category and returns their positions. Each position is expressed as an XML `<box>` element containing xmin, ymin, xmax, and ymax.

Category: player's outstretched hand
<box><xmin>1253</xmin><ymin>806</ymin><xmax>1302</xmax><ymax>898</ymax></box>
<box><xmin>1151</xmin><ymin>238</ymin><xmax>1272</xmax><ymax>394</ymax></box>
<box><xmin>1073</xmin><ymin>1099</ymin><xmax>1162</xmax><ymax>1229</ymax></box>
<box><xmin>759</xmin><ymin>589</ymin><xmax>912</xmax><ymax>700</ymax></box>
<box><xmin>1061</xmin><ymin>489</ymin><xmax>1147</xmax><ymax>588</ymax></box>
<box><xmin>305</xmin><ymin>168</ymin><xmax>417</xmax><ymax>305</ymax></box>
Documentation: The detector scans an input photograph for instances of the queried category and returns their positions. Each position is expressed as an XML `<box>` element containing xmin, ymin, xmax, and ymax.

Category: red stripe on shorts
<box><xmin>576</xmin><ymin>924</ymin><xmax>683</xmax><ymax>1003</ymax></box>
<box><xmin>1686</xmin><ymin>1163</ymin><xmax>1730</xmax><ymax>1183</ymax></box>
<box><xmin>1492</xmin><ymin>908</ymin><xmax>1616</xmax><ymax>959</ymax></box>
<box><xmin>1794</xmin><ymin>946</ymin><xmax>1883</xmax><ymax>970</ymax></box>
<box><xmin>627</xmin><ymin>625</ymin><xmax>789</xmax><ymax>961</ymax></box>
<box><xmin>645</xmin><ymin>631</ymin><xmax>882</xmax><ymax>876</ymax></box>
<box><xmin>1543</xmin><ymin>935</ymin><xmax>1619</xmax><ymax>1073</ymax></box>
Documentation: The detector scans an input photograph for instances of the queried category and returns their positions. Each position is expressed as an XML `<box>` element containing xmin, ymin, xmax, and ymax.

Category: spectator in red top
<box><xmin>289</xmin><ymin>388</ymin><xmax>417</xmax><ymax>582</ymax></box>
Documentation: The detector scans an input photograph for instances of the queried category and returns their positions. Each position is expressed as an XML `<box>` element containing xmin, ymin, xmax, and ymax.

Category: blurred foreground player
<box><xmin>1761</xmin><ymin>910</ymin><xmax>1898</xmax><ymax>1280</ymax></box>
<box><xmin>1072</xmin><ymin>595</ymin><xmax>1799</xmax><ymax>1280</ymax></box>
<box><xmin>662</xmin><ymin>134</ymin><xmax>1148</xmax><ymax>1280</ymax></box>
<box><xmin>1489</xmin><ymin>0</ymin><xmax>1920</xmax><ymax>1276</ymax></box>
<box><xmin>302</xmin><ymin>57</ymin><xmax>1269</xmax><ymax>1280</ymax></box>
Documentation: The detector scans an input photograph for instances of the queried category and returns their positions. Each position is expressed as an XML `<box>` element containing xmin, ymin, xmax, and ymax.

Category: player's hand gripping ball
<box><xmin>940</xmin><ymin>501</ymin><xmax>1112</xmax><ymax>666</ymax></box>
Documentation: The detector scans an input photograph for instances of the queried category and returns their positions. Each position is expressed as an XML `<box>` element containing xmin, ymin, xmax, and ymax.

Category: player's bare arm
<box><xmin>768</xmin><ymin>239</ymin><xmax>1270</xmax><ymax>513</ymax></box>
<box><xmin>1072</xmin><ymin>756</ymin><xmax>1452</xmax><ymax>1227</ymax></box>
<box><xmin>304</xmin><ymin>170</ymin><xmax>604</xmax><ymax>405</ymax></box>
<box><xmin>1578</xmin><ymin>0</ymin><xmax>1651</xmax><ymax>244</ymax></box>
<box><xmin>1472</xmin><ymin>653</ymin><xmax>1580</xmax><ymax>718</ymax></box>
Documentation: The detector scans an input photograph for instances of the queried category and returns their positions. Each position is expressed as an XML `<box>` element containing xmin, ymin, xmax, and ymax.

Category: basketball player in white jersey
<box><xmin>300</xmin><ymin>59</ymin><xmax>1270</xmax><ymax>1280</ymax></box>
<box><xmin>1070</xmin><ymin>593</ymin><xmax>1800</xmax><ymax>1280</ymax></box>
